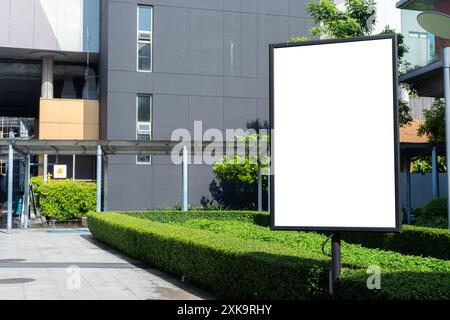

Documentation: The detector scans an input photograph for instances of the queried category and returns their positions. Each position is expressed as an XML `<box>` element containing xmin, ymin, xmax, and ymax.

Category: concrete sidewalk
<box><xmin>0</xmin><ymin>228</ymin><xmax>211</xmax><ymax>300</ymax></box>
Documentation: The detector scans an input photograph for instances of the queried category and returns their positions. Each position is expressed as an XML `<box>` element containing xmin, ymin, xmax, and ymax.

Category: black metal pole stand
<box><xmin>329</xmin><ymin>232</ymin><xmax>341</xmax><ymax>300</ymax></box>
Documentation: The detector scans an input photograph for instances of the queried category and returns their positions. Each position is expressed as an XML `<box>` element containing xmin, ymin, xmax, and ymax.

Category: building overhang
<box><xmin>399</xmin><ymin>61</ymin><xmax>444</xmax><ymax>97</ymax></box>
<box><xmin>396</xmin><ymin>0</ymin><xmax>441</xmax><ymax>11</ymax></box>
<box><xmin>0</xmin><ymin>140</ymin><xmax>259</xmax><ymax>157</ymax></box>
<box><xmin>0</xmin><ymin>47</ymin><xmax>98</xmax><ymax>64</ymax></box>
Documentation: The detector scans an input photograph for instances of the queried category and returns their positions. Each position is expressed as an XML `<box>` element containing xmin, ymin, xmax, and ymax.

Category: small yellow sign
<box><xmin>53</xmin><ymin>165</ymin><xmax>67</xmax><ymax>179</ymax></box>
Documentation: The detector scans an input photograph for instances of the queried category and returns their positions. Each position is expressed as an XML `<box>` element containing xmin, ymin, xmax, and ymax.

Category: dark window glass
<box><xmin>138</xmin><ymin>43</ymin><xmax>151</xmax><ymax>71</ymax></box>
<box><xmin>138</xmin><ymin>96</ymin><xmax>151</xmax><ymax>122</ymax></box>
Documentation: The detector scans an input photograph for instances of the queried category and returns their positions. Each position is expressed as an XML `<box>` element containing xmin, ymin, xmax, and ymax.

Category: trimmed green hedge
<box><xmin>341</xmin><ymin>225</ymin><xmax>450</xmax><ymax>260</ymax></box>
<box><xmin>423</xmin><ymin>197</ymin><xmax>447</xmax><ymax>218</ymax></box>
<box><xmin>88</xmin><ymin>212</ymin><xmax>450</xmax><ymax>300</ymax></box>
<box><xmin>125</xmin><ymin>210</ymin><xmax>270</xmax><ymax>226</ymax></box>
<box><xmin>31</xmin><ymin>177</ymin><xmax>96</xmax><ymax>220</ymax></box>
<box><xmin>127</xmin><ymin>210</ymin><xmax>450</xmax><ymax>260</ymax></box>
<box><xmin>88</xmin><ymin>212</ymin><xmax>329</xmax><ymax>299</ymax></box>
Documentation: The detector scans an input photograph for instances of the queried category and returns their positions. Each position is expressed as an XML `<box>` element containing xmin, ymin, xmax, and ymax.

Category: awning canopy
<box><xmin>0</xmin><ymin>139</ymin><xmax>260</xmax><ymax>156</ymax></box>
<box><xmin>399</xmin><ymin>61</ymin><xmax>444</xmax><ymax>98</ymax></box>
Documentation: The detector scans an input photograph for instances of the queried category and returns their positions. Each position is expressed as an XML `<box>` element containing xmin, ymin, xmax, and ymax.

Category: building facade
<box><xmin>0</xmin><ymin>0</ymin><xmax>313</xmax><ymax>210</ymax></box>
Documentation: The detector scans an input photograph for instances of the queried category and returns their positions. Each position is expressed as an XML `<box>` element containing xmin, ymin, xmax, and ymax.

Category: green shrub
<box><xmin>423</xmin><ymin>197</ymin><xmax>447</xmax><ymax>219</ymax></box>
<box><xmin>31</xmin><ymin>177</ymin><xmax>96</xmax><ymax>220</ymax></box>
<box><xmin>88</xmin><ymin>212</ymin><xmax>450</xmax><ymax>300</ymax></box>
<box><xmin>341</xmin><ymin>225</ymin><xmax>450</xmax><ymax>260</ymax></box>
<box><xmin>88</xmin><ymin>212</ymin><xmax>329</xmax><ymax>299</ymax></box>
<box><xmin>125</xmin><ymin>210</ymin><xmax>270</xmax><ymax>226</ymax></box>
<box><xmin>415</xmin><ymin>216</ymin><xmax>448</xmax><ymax>229</ymax></box>
<box><xmin>132</xmin><ymin>210</ymin><xmax>450</xmax><ymax>260</ymax></box>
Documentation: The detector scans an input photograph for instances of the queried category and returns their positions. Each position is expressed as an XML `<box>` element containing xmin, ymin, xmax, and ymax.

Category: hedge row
<box><xmin>88</xmin><ymin>212</ymin><xmax>329</xmax><ymax>299</ymax></box>
<box><xmin>127</xmin><ymin>210</ymin><xmax>450</xmax><ymax>260</ymax></box>
<box><xmin>31</xmin><ymin>177</ymin><xmax>96</xmax><ymax>220</ymax></box>
<box><xmin>88</xmin><ymin>212</ymin><xmax>450</xmax><ymax>300</ymax></box>
<box><xmin>341</xmin><ymin>225</ymin><xmax>450</xmax><ymax>260</ymax></box>
<box><xmin>125</xmin><ymin>210</ymin><xmax>270</xmax><ymax>226</ymax></box>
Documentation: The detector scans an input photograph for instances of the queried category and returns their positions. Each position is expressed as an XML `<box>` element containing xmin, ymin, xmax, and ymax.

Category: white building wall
<box><xmin>0</xmin><ymin>0</ymin><xmax>99</xmax><ymax>53</ymax></box>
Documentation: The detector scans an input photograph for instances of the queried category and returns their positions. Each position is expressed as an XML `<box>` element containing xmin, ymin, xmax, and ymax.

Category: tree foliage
<box><xmin>418</xmin><ymin>99</ymin><xmax>445</xmax><ymax>143</ymax></box>
<box><xmin>289</xmin><ymin>0</ymin><xmax>413</xmax><ymax>127</ymax></box>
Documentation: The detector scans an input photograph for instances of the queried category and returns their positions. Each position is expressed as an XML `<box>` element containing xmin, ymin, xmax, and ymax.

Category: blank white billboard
<box><xmin>270</xmin><ymin>35</ymin><xmax>400</xmax><ymax>232</ymax></box>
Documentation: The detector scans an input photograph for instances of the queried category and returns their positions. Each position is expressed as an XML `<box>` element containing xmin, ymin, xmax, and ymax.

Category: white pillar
<box><xmin>41</xmin><ymin>56</ymin><xmax>54</xmax><ymax>99</ymax></box>
<box><xmin>103</xmin><ymin>159</ymin><xmax>108</xmax><ymax>212</ymax></box>
<box><xmin>7</xmin><ymin>145</ymin><xmax>13</xmax><ymax>234</ymax></box>
<box><xmin>442</xmin><ymin>47</ymin><xmax>450</xmax><ymax>229</ymax></box>
<box><xmin>96</xmin><ymin>145</ymin><xmax>102</xmax><ymax>212</ymax></box>
<box><xmin>72</xmin><ymin>155</ymin><xmax>76</xmax><ymax>180</ymax></box>
<box><xmin>182</xmin><ymin>146</ymin><xmax>188</xmax><ymax>212</ymax></box>
<box><xmin>431</xmin><ymin>145</ymin><xmax>438</xmax><ymax>198</ymax></box>
<box><xmin>23</xmin><ymin>154</ymin><xmax>30</xmax><ymax>230</ymax></box>
<box><xmin>43</xmin><ymin>154</ymin><xmax>48</xmax><ymax>183</ymax></box>
<box><xmin>257</xmin><ymin>161</ymin><xmax>262</xmax><ymax>212</ymax></box>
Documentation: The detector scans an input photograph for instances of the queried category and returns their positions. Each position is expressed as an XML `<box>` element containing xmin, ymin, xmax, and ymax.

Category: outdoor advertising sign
<box><xmin>270</xmin><ymin>35</ymin><xmax>400</xmax><ymax>232</ymax></box>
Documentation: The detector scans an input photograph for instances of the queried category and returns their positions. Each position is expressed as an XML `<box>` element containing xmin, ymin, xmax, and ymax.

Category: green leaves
<box><xmin>31</xmin><ymin>177</ymin><xmax>96</xmax><ymax>220</ymax></box>
<box><xmin>418</xmin><ymin>99</ymin><xmax>446</xmax><ymax>143</ymax></box>
<box><xmin>89</xmin><ymin>211</ymin><xmax>450</xmax><ymax>299</ymax></box>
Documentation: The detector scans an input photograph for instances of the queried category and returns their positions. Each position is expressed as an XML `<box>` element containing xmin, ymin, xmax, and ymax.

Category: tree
<box><xmin>418</xmin><ymin>99</ymin><xmax>445</xmax><ymax>143</ymax></box>
<box><xmin>290</xmin><ymin>0</ymin><xmax>413</xmax><ymax>127</ymax></box>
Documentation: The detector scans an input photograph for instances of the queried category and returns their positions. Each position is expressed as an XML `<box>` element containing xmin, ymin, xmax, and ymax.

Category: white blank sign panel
<box><xmin>271</xmin><ymin>36</ymin><xmax>400</xmax><ymax>231</ymax></box>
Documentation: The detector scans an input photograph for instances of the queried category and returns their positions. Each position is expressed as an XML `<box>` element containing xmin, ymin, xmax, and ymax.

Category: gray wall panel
<box><xmin>153</xmin><ymin>6</ymin><xmax>190</xmax><ymax>74</ymax></box>
<box><xmin>152</xmin><ymin>94</ymin><xmax>189</xmax><ymax>140</ymax></box>
<box><xmin>107</xmin><ymin>91</ymin><xmax>136</xmax><ymax>140</ymax></box>
<box><xmin>107</xmin><ymin>1</ymin><xmax>135</xmax><ymax>71</ymax></box>
<box><xmin>240</xmin><ymin>13</ymin><xmax>258</xmax><ymax>77</ymax></box>
<box><xmin>108</xmin><ymin>164</ymin><xmax>153</xmax><ymax>210</ymax></box>
<box><xmin>188</xmin><ymin>9</ymin><xmax>224</xmax><ymax>76</ymax></box>
<box><xmin>10</xmin><ymin>0</ymin><xmax>34</xmax><ymax>49</ymax></box>
<box><xmin>224</xmin><ymin>12</ymin><xmax>241</xmax><ymax>77</ymax></box>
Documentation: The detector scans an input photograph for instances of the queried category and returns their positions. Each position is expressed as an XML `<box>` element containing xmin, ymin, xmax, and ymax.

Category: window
<box><xmin>136</xmin><ymin>95</ymin><xmax>152</xmax><ymax>164</ymax></box>
<box><xmin>137</xmin><ymin>5</ymin><xmax>153</xmax><ymax>72</ymax></box>
<box><xmin>409</xmin><ymin>31</ymin><xmax>428</xmax><ymax>39</ymax></box>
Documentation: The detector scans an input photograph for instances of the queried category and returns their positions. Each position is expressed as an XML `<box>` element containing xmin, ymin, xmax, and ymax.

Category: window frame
<box><xmin>136</xmin><ymin>94</ymin><xmax>153</xmax><ymax>164</ymax></box>
<box><xmin>137</xmin><ymin>5</ymin><xmax>153</xmax><ymax>72</ymax></box>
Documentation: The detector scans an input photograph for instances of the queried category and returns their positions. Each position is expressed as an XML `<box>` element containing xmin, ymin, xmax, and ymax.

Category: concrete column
<box><xmin>23</xmin><ymin>154</ymin><xmax>30</xmax><ymax>230</ymax></box>
<box><xmin>182</xmin><ymin>146</ymin><xmax>188</xmax><ymax>212</ymax></box>
<box><xmin>7</xmin><ymin>145</ymin><xmax>13</xmax><ymax>234</ymax></box>
<box><xmin>96</xmin><ymin>145</ymin><xmax>102</xmax><ymax>212</ymax></box>
<box><xmin>41</xmin><ymin>56</ymin><xmax>54</xmax><ymax>99</ymax></box>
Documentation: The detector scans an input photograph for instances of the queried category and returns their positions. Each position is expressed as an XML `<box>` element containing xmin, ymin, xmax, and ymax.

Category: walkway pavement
<box><xmin>0</xmin><ymin>228</ymin><xmax>211</xmax><ymax>300</ymax></box>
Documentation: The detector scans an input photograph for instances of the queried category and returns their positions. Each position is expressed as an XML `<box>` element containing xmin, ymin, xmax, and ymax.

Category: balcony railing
<box><xmin>0</xmin><ymin>117</ymin><xmax>35</xmax><ymax>140</ymax></box>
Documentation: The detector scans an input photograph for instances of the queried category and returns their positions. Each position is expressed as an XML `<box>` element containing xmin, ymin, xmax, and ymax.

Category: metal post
<box><xmin>267</xmin><ymin>159</ymin><xmax>271</xmax><ymax>212</ymax></box>
<box><xmin>23</xmin><ymin>154</ymin><xmax>30</xmax><ymax>230</ymax></box>
<box><xmin>7</xmin><ymin>145</ymin><xmax>13</xmax><ymax>234</ymax></box>
<box><xmin>257</xmin><ymin>161</ymin><xmax>262</xmax><ymax>212</ymax></box>
<box><xmin>43</xmin><ymin>154</ymin><xmax>48</xmax><ymax>183</ymax></box>
<box><xmin>443</xmin><ymin>47</ymin><xmax>450</xmax><ymax>229</ymax></box>
<box><xmin>330</xmin><ymin>232</ymin><xmax>341</xmax><ymax>300</ymax></box>
<box><xmin>72</xmin><ymin>155</ymin><xmax>76</xmax><ymax>180</ymax></box>
<box><xmin>406</xmin><ymin>158</ymin><xmax>412</xmax><ymax>224</ymax></box>
<box><xmin>103</xmin><ymin>158</ymin><xmax>108</xmax><ymax>212</ymax></box>
<box><xmin>96</xmin><ymin>145</ymin><xmax>102</xmax><ymax>212</ymax></box>
<box><xmin>182</xmin><ymin>146</ymin><xmax>188</xmax><ymax>212</ymax></box>
<box><xmin>432</xmin><ymin>145</ymin><xmax>439</xmax><ymax>198</ymax></box>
